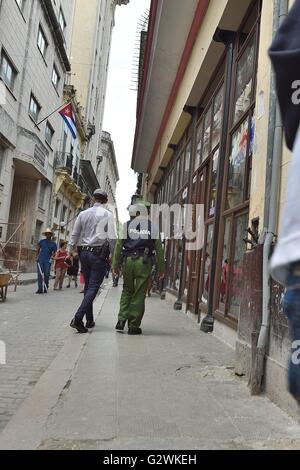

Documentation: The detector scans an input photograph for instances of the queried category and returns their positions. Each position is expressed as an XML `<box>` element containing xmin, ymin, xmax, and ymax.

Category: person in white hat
<box><xmin>36</xmin><ymin>228</ymin><xmax>57</xmax><ymax>294</ymax></box>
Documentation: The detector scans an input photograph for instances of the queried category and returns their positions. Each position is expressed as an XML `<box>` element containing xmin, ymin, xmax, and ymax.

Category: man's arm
<box><xmin>68</xmin><ymin>214</ymin><xmax>82</xmax><ymax>253</ymax></box>
<box><xmin>112</xmin><ymin>223</ymin><xmax>125</xmax><ymax>271</ymax></box>
<box><xmin>107</xmin><ymin>212</ymin><xmax>117</xmax><ymax>255</ymax></box>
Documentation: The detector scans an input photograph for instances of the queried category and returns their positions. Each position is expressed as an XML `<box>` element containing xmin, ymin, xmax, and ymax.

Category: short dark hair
<box><xmin>94</xmin><ymin>194</ymin><xmax>108</xmax><ymax>204</ymax></box>
<box><xmin>60</xmin><ymin>241</ymin><xmax>67</xmax><ymax>249</ymax></box>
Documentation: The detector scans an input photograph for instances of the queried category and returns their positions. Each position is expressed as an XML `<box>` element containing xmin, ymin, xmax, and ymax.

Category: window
<box><xmin>194</xmin><ymin>120</ymin><xmax>203</xmax><ymax>172</ymax></box>
<box><xmin>209</xmin><ymin>148</ymin><xmax>219</xmax><ymax>218</ymax></box>
<box><xmin>228</xmin><ymin>213</ymin><xmax>248</xmax><ymax>318</ymax></box>
<box><xmin>233</xmin><ymin>36</ymin><xmax>255</xmax><ymax>125</ymax></box>
<box><xmin>54</xmin><ymin>198</ymin><xmax>61</xmax><ymax>218</ymax></box>
<box><xmin>34</xmin><ymin>221</ymin><xmax>43</xmax><ymax>246</ymax></box>
<box><xmin>184</xmin><ymin>141</ymin><xmax>191</xmax><ymax>183</ymax></box>
<box><xmin>211</xmin><ymin>84</ymin><xmax>224</xmax><ymax>150</ymax></box>
<box><xmin>29</xmin><ymin>94</ymin><xmax>41</xmax><ymax>122</ymax></box>
<box><xmin>15</xmin><ymin>0</ymin><xmax>25</xmax><ymax>12</ymax></box>
<box><xmin>0</xmin><ymin>50</ymin><xmax>17</xmax><ymax>90</ymax></box>
<box><xmin>52</xmin><ymin>65</ymin><xmax>60</xmax><ymax>89</ymax></box>
<box><xmin>59</xmin><ymin>8</ymin><xmax>66</xmax><ymax>34</ymax></box>
<box><xmin>62</xmin><ymin>205</ymin><xmax>67</xmax><ymax>222</ymax></box>
<box><xmin>0</xmin><ymin>145</ymin><xmax>5</xmax><ymax>179</ymax></box>
<box><xmin>226</xmin><ymin>118</ymin><xmax>250</xmax><ymax>210</ymax></box>
<box><xmin>45</xmin><ymin>121</ymin><xmax>54</xmax><ymax>145</ymax></box>
<box><xmin>39</xmin><ymin>182</ymin><xmax>47</xmax><ymax>209</ymax></box>
<box><xmin>202</xmin><ymin>106</ymin><xmax>212</xmax><ymax>161</ymax></box>
<box><xmin>37</xmin><ymin>26</ymin><xmax>48</xmax><ymax>58</ymax></box>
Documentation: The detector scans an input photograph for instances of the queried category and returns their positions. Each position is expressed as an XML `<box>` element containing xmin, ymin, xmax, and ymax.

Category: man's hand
<box><xmin>158</xmin><ymin>272</ymin><xmax>165</xmax><ymax>281</ymax></box>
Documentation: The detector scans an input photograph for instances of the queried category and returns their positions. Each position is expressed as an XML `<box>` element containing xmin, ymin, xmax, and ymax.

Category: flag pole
<box><xmin>35</xmin><ymin>101</ymin><xmax>72</xmax><ymax>128</ymax></box>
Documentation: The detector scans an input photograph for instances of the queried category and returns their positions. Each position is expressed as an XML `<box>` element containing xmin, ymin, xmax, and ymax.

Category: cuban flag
<box><xmin>59</xmin><ymin>103</ymin><xmax>77</xmax><ymax>139</ymax></box>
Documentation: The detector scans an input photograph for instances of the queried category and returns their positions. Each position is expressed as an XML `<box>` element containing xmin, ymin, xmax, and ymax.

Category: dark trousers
<box><xmin>75</xmin><ymin>251</ymin><xmax>107</xmax><ymax>322</ymax></box>
<box><xmin>283</xmin><ymin>267</ymin><xmax>300</xmax><ymax>401</ymax></box>
<box><xmin>37</xmin><ymin>259</ymin><xmax>51</xmax><ymax>292</ymax></box>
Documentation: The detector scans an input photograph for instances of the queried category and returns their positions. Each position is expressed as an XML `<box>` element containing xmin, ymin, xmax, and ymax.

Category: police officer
<box><xmin>68</xmin><ymin>189</ymin><xmax>116</xmax><ymax>333</ymax></box>
<box><xmin>112</xmin><ymin>197</ymin><xmax>165</xmax><ymax>335</ymax></box>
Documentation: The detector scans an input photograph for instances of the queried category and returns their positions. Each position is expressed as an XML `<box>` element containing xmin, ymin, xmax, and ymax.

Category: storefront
<box><xmin>155</xmin><ymin>0</ymin><xmax>262</xmax><ymax>329</ymax></box>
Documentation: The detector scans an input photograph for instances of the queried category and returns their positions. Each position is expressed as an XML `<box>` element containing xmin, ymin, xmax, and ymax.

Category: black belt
<box><xmin>80</xmin><ymin>246</ymin><xmax>104</xmax><ymax>256</ymax></box>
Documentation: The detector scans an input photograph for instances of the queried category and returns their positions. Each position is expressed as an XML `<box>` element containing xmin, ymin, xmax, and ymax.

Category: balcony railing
<box><xmin>55</xmin><ymin>152</ymin><xmax>80</xmax><ymax>187</ymax></box>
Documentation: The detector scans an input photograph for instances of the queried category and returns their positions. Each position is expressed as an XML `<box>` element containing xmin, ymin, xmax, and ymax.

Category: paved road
<box><xmin>1</xmin><ymin>282</ymin><xmax>300</xmax><ymax>449</ymax></box>
<box><xmin>0</xmin><ymin>279</ymin><xmax>109</xmax><ymax>432</ymax></box>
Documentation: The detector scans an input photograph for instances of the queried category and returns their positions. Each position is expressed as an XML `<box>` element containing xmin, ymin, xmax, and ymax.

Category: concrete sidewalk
<box><xmin>1</xmin><ymin>286</ymin><xmax>300</xmax><ymax>450</ymax></box>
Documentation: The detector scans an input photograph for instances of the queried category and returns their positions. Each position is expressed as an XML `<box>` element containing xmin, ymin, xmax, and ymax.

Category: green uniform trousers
<box><xmin>118</xmin><ymin>256</ymin><xmax>152</xmax><ymax>328</ymax></box>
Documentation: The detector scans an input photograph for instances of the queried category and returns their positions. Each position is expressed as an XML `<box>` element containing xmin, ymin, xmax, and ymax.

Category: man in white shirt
<box><xmin>68</xmin><ymin>189</ymin><xmax>116</xmax><ymax>333</ymax></box>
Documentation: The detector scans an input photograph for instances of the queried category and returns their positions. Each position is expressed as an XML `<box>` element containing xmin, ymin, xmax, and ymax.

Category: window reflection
<box><xmin>229</xmin><ymin>214</ymin><xmax>248</xmax><ymax>318</ymax></box>
<box><xmin>201</xmin><ymin>225</ymin><xmax>213</xmax><ymax>304</ymax></box>
<box><xmin>234</xmin><ymin>37</ymin><xmax>255</xmax><ymax>124</ymax></box>
<box><xmin>194</xmin><ymin>121</ymin><xmax>203</xmax><ymax>171</ymax></box>
<box><xmin>219</xmin><ymin>218</ymin><xmax>231</xmax><ymax>313</ymax></box>
<box><xmin>202</xmin><ymin>107</ymin><xmax>212</xmax><ymax>160</ymax></box>
<box><xmin>212</xmin><ymin>85</ymin><xmax>224</xmax><ymax>150</ymax></box>
<box><xmin>209</xmin><ymin>148</ymin><xmax>219</xmax><ymax>217</ymax></box>
<box><xmin>227</xmin><ymin>119</ymin><xmax>249</xmax><ymax>209</ymax></box>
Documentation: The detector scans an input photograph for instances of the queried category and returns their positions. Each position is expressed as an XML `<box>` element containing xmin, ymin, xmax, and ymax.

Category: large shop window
<box><xmin>233</xmin><ymin>36</ymin><xmax>255</xmax><ymax>125</ymax></box>
<box><xmin>228</xmin><ymin>213</ymin><xmax>248</xmax><ymax>318</ymax></box>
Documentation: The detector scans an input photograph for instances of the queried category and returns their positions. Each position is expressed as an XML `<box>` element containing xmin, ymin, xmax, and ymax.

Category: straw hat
<box><xmin>42</xmin><ymin>228</ymin><xmax>54</xmax><ymax>236</ymax></box>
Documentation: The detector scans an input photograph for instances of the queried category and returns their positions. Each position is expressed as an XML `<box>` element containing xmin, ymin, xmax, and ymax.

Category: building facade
<box><xmin>99</xmin><ymin>131</ymin><xmax>119</xmax><ymax>206</ymax></box>
<box><xmin>132</xmin><ymin>0</ymin><xmax>299</xmax><ymax>418</ymax></box>
<box><xmin>0</xmin><ymin>0</ymin><xmax>76</xmax><ymax>270</ymax></box>
<box><xmin>69</xmin><ymin>0</ymin><xmax>129</xmax><ymax>174</ymax></box>
<box><xmin>0</xmin><ymin>0</ymin><xmax>125</xmax><ymax>270</ymax></box>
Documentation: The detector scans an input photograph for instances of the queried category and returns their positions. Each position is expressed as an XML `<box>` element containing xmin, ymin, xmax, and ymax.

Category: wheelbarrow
<box><xmin>0</xmin><ymin>273</ymin><xmax>12</xmax><ymax>302</ymax></box>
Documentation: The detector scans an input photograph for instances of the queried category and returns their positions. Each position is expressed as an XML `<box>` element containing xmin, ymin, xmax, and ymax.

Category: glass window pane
<box><xmin>219</xmin><ymin>218</ymin><xmax>231</xmax><ymax>313</ymax></box>
<box><xmin>228</xmin><ymin>214</ymin><xmax>248</xmax><ymax>319</ymax></box>
<box><xmin>234</xmin><ymin>37</ymin><xmax>255</xmax><ymax>124</ymax></box>
<box><xmin>202</xmin><ymin>106</ymin><xmax>212</xmax><ymax>160</ymax></box>
<box><xmin>194</xmin><ymin>121</ymin><xmax>203</xmax><ymax>171</ymax></box>
<box><xmin>209</xmin><ymin>148</ymin><xmax>219</xmax><ymax>218</ymax></box>
<box><xmin>201</xmin><ymin>225</ymin><xmax>213</xmax><ymax>303</ymax></box>
<box><xmin>212</xmin><ymin>85</ymin><xmax>224</xmax><ymax>150</ymax></box>
<box><xmin>184</xmin><ymin>141</ymin><xmax>191</xmax><ymax>182</ymax></box>
<box><xmin>226</xmin><ymin>119</ymin><xmax>249</xmax><ymax>210</ymax></box>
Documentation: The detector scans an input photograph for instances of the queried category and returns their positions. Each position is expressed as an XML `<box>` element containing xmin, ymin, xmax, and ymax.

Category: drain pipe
<box><xmin>251</xmin><ymin>0</ymin><xmax>288</xmax><ymax>395</ymax></box>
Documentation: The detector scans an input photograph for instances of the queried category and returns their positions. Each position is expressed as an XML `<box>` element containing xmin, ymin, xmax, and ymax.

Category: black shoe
<box><xmin>115</xmin><ymin>320</ymin><xmax>126</xmax><ymax>331</ymax></box>
<box><xmin>86</xmin><ymin>321</ymin><xmax>95</xmax><ymax>329</ymax></box>
<box><xmin>36</xmin><ymin>290</ymin><xmax>43</xmax><ymax>294</ymax></box>
<box><xmin>70</xmin><ymin>318</ymin><xmax>88</xmax><ymax>334</ymax></box>
<box><xmin>128</xmin><ymin>326</ymin><xmax>142</xmax><ymax>335</ymax></box>
<box><xmin>66</xmin><ymin>285</ymin><xmax>70</xmax><ymax>289</ymax></box>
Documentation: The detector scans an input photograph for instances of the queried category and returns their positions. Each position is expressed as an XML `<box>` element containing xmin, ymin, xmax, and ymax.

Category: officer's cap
<box><xmin>93</xmin><ymin>189</ymin><xmax>108</xmax><ymax>199</ymax></box>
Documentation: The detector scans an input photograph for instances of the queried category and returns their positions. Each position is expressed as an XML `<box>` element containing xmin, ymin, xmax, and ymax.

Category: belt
<box><xmin>124</xmin><ymin>250</ymin><xmax>145</xmax><ymax>257</ymax></box>
<box><xmin>81</xmin><ymin>246</ymin><xmax>103</xmax><ymax>253</ymax></box>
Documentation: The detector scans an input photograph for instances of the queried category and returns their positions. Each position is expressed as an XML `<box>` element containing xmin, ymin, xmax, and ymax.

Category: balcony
<box><xmin>55</xmin><ymin>151</ymin><xmax>80</xmax><ymax>185</ymax></box>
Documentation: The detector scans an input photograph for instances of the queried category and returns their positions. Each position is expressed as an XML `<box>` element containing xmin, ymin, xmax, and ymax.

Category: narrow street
<box><xmin>0</xmin><ymin>281</ymin><xmax>300</xmax><ymax>450</ymax></box>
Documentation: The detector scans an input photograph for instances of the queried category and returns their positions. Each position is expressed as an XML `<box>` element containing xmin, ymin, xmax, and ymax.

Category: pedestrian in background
<box><xmin>269</xmin><ymin>0</ymin><xmax>300</xmax><ymax>403</ymax></box>
<box><xmin>66</xmin><ymin>250</ymin><xmax>79</xmax><ymax>288</ymax></box>
<box><xmin>36</xmin><ymin>228</ymin><xmax>57</xmax><ymax>294</ymax></box>
<box><xmin>68</xmin><ymin>190</ymin><xmax>116</xmax><ymax>333</ymax></box>
<box><xmin>54</xmin><ymin>241</ymin><xmax>68</xmax><ymax>290</ymax></box>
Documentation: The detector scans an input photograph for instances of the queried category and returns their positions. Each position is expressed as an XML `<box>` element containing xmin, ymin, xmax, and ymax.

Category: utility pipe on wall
<box><xmin>251</xmin><ymin>0</ymin><xmax>288</xmax><ymax>395</ymax></box>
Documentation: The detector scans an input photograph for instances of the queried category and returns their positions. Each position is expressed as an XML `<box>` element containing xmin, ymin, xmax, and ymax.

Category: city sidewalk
<box><xmin>1</xmin><ymin>285</ymin><xmax>300</xmax><ymax>450</ymax></box>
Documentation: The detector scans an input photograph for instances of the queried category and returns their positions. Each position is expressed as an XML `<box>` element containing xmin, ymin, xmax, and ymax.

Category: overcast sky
<box><xmin>103</xmin><ymin>0</ymin><xmax>150</xmax><ymax>222</ymax></box>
